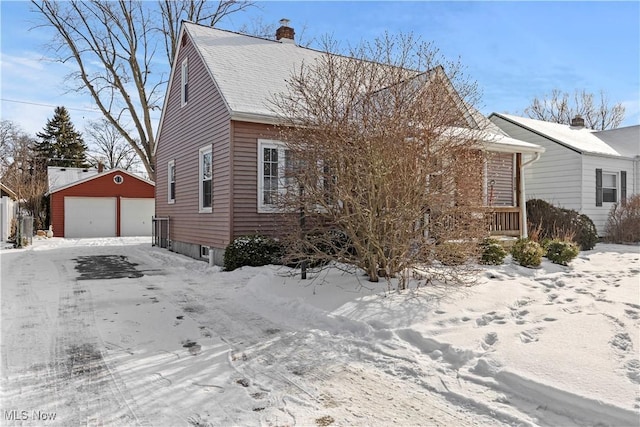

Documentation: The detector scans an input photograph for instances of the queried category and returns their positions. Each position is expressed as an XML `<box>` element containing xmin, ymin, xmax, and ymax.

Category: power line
<box><xmin>1</xmin><ymin>98</ymin><xmax>102</xmax><ymax>114</ymax></box>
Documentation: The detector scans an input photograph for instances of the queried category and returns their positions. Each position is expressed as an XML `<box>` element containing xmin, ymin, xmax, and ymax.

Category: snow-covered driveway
<box><xmin>1</xmin><ymin>237</ymin><xmax>639</xmax><ymax>426</ymax></box>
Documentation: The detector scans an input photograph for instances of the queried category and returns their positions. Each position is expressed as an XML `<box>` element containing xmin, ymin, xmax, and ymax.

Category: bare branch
<box><xmin>270</xmin><ymin>34</ymin><xmax>488</xmax><ymax>288</ymax></box>
<box><xmin>524</xmin><ymin>88</ymin><xmax>625</xmax><ymax>130</ymax></box>
<box><xmin>31</xmin><ymin>0</ymin><xmax>257</xmax><ymax>180</ymax></box>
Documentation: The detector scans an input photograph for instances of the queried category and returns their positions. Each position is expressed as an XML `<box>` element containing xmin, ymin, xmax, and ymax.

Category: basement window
<box><xmin>200</xmin><ymin>246</ymin><xmax>210</xmax><ymax>259</ymax></box>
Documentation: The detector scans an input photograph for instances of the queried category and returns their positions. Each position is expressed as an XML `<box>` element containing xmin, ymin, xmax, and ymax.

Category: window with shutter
<box><xmin>595</xmin><ymin>169</ymin><xmax>603</xmax><ymax>207</ymax></box>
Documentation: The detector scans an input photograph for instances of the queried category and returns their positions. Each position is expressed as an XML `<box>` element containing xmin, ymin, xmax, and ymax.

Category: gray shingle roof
<box><xmin>594</xmin><ymin>126</ymin><xmax>640</xmax><ymax>158</ymax></box>
<box><xmin>186</xmin><ymin>22</ymin><xmax>323</xmax><ymax>121</ymax></box>
<box><xmin>47</xmin><ymin>167</ymin><xmax>99</xmax><ymax>193</ymax></box>
<box><xmin>180</xmin><ymin>23</ymin><xmax>543</xmax><ymax>155</ymax></box>
<box><xmin>493</xmin><ymin>113</ymin><xmax>625</xmax><ymax>157</ymax></box>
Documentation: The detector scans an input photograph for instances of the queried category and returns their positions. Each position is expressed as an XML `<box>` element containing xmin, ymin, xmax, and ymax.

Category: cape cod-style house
<box><xmin>489</xmin><ymin>113</ymin><xmax>639</xmax><ymax>235</ymax></box>
<box><xmin>153</xmin><ymin>21</ymin><xmax>544</xmax><ymax>264</ymax></box>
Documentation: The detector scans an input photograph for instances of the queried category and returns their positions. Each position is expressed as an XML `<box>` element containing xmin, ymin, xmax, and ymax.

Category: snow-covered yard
<box><xmin>1</xmin><ymin>237</ymin><xmax>638</xmax><ymax>426</ymax></box>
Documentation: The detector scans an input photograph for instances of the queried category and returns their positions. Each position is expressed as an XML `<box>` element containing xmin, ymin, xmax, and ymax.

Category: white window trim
<box><xmin>168</xmin><ymin>160</ymin><xmax>175</xmax><ymax>204</ymax></box>
<box><xmin>602</xmin><ymin>171</ymin><xmax>618</xmax><ymax>204</ymax></box>
<box><xmin>258</xmin><ymin>139</ymin><xmax>289</xmax><ymax>213</ymax></box>
<box><xmin>199</xmin><ymin>146</ymin><xmax>212</xmax><ymax>213</ymax></box>
<box><xmin>181</xmin><ymin>59</ymin><xmax>188</xmax><ymax>107</ymax></box>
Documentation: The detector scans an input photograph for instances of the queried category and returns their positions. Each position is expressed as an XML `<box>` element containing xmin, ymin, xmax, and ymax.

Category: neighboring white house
<box><xmin>0</xmin><ymin>182</ymin><xmax>18</xmax><ymax>242</ymax></box>
<box><xmin>489</xmin><ymin>113</ymin><xmax>639</xmax><ymax>236</ymax></box>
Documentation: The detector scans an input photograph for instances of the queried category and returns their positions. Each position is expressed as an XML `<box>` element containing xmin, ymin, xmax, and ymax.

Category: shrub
<box><xmin>435</xmin><ymin>242</ymin><xmax>470</xmax><ymax>266</ymax></box>
<box><xmin>223</xmin><ymin>234</ymin><xmax>283</xmax><ymax>271</ymax></box>
<box><xmin>545</xmin><ymin>239</ymin><xmax>579</xmax><ymax>265</ymax></box>
<box><xmin>605</xmin><ymin>194</ymin><xmax>640</xmax><ymax>243</ymax></box>
<box><xmin>479</xmin><ymin>238</ymin><xmax>507</xmax><ymax>265</ymax></box>
<box><xmin>282</xmin><ymin>228</ymin><xmax>356</xmax><ymax>269</ymax></box>
<box><xmin>511</xmin><ymin>238</ymin><xmax>544</xmax><ymax>267</ymax></box>
<box><xmin>526</xmin><ymin>199</ymin><xmax>598</xmax><ymax>250</ymax></box>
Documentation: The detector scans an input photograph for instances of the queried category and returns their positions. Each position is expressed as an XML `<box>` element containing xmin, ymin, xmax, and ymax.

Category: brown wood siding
<box><xmin>231</xmin><ymin>121</ymin><xmax>291</xmax><ymax>239</ymax></box>
<box><xmin>487</xmin><ymin>152</ymin><xmax>515</xmax><ymax>206</ymax></box>
<box><xmin>155</xmin><ymin>34</ymin><xmax>232</xmax><ymax>248</ymax></box>
<box><xmin>51</xmin><ymin>171</ymin><xmax>154</xmax><ymax>237</ymax></box>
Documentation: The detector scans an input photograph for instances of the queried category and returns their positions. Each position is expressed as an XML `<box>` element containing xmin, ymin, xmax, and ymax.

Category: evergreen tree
<box><xmin>35</xmin><ymin>106</ymin><xmax>88</xmax><ymax>168</ymax></box>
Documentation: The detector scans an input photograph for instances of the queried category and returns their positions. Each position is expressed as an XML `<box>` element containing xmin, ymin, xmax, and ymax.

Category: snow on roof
<box><xmin>594</xmin><ymin>125</ymin><xmax>640</xmax><ymax>158</ymax></box>
<box><xmin>185</xmin><ymin>22</ymin><xmax>324</xmax><ymax>121</ymax></box>
<box><xmin>183</xmin><ymin>24</ymin><xmax>542</xmax><ymax>155</ymax></box>
<box><xmin>47</xmin><ymin>166</ymin><xmax>100</xmax><ymax>193</ymax></box>
<box><xmin>0</xmin><ymin>182</ymin><xmax>17</xmax><ymax>199</ymax></box>
<box><xmin>48</xmin><ymin>167</ymin><xmax>155</xmax><ymax>195</ymax></box>
<box><xmin>494</xmin><ymin>113</ymin><xmax>622</xmax><ymax>157</ymax></box>
<box><xmin>486</xmin><ymin>133</ymin><xmax>545</xmax><ymax>154</ymax></box>
<box><xmin>443</xmin><ymin>127</ymin><xmax>544</xmax><ymax>154</ymax></box>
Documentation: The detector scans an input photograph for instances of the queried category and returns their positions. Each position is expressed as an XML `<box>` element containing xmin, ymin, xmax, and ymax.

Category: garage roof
<box><xmin>48</xmin><ymin>168</ymin><xmax>154</xmax><ymax>195</ymax></box>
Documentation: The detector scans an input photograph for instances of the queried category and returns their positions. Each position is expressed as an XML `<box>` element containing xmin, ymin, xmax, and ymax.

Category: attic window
<box><xmin>113</xmin><ymin>175</ymin><xmax>124</xmax><ymax>184</ymax></box>
<box><xmin>181</xmin><ymin>59</ymin><xmax>189</xmax><ymax>107</ymax></box>
<box><xmin>182</xmin><ymin>33</ymin><xmax>188</xmax><ymax>47</ymax></box>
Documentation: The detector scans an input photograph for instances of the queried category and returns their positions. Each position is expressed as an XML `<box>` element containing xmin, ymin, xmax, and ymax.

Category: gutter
<box><xmin>519</xmin><ymin>152</ymin><xmax>542</xmax><ymax>238</ymax></box>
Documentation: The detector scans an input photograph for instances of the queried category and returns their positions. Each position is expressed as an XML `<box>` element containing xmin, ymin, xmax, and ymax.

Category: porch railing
<box><xmin>487</xmin><ymin>207</ymin><xmax>521</xmax><ymax>237</ymax></box>
<box><xmin>152</xmin><ymin>216</ymin><xmax>170</xmax><ymax>249</ymax></box>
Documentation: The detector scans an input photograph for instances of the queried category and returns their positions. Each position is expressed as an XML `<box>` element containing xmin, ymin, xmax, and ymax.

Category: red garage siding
<box><xmin>50</xmin><ymin>170</ymin><xmax>154</xmax><ymax>237</ymax></box>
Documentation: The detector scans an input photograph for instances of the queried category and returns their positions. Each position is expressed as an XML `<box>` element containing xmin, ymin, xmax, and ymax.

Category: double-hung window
<box><xmin>168</xmin><ymin>160</ymin><xmax>176</xmax><ymax>203</ymax></box>
<box><xmin>181</xmin><ymin>59</ymin><xmax>189</xmax><ymax>106</ymax></box>
<box><xmin>596</xmin><ymin>169</ymin><xmax>626</xmax><ymax>206</ymax></box>
<box><xmin>602</xmin><ymin>172</ymin><xmax>617</xmax><ymax>203</ymax></box>
<box><xmin>199</xmin><ymin>146</ymin><xmax>212</xmax><ymax>212</ymax></box>
<box><xmin>258</xmin><ymin>140</ymin><xmax>289</xmax><ymax>212</ymax></box>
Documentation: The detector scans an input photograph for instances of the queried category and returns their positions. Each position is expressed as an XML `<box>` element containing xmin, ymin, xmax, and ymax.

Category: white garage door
<box><xmin>65</xmin><ymin>197</ymin><xmax>117</xmax><ymax>238</ymax></box>
<box><xmin>120</xmin><ymin>198</ymin><xmax>154</xmax><ymax>236</ymax></box>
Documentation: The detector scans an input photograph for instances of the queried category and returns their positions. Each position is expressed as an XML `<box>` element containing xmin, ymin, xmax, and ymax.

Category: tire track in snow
<box><xmin>1</xmin><ymin>247</ymin><xmax>150</xmax><ymax>426</ymax></box>
<box><xmin>46</xmin><ymin>277</ymin><xmax>148</xmax><ymax>426</ymax></box>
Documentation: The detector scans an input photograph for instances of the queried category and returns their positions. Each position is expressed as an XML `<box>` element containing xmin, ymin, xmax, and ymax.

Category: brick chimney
<box><xmin>275</xmin><ymin>18</ymin><xmax>295</xmax><ymax>42</ymax></box>
<box><xmin>98</xmin><ymin>161</ymin><xmax>104</xmax><ymax>173</ymax></box>
<box><xmin>570</xmin><ymin>115</ymin><xmax>585</xmax><ymax>128</ymax></box>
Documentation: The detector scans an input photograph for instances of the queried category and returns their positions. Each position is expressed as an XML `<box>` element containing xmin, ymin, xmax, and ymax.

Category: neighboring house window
<box><xmin>258</xmin><ymin>140</ymin><xmax>289</xmax><ymax>212</ymax></box>
<box><xmin>181</xmin><ymin>59</ymin><xmax>189</xmax><ymax>106</ymax></box>
<box><xmin>168</xmin><ymin>160</ymin><xmax>175</xmax><ymax>204</ymax></box>
<box><xmin>602</xmin><ymin>172</ymin><xmax>617</xmax><ymax>203</ymax></box>
<box><xmin>199</xmin><ymin>146</ymin><xmax>212</xmax><ymax>212</ymax></box>
<box><xmin>596</xmin><ymin>169</ymin><xmax>627</xmax><ymax>206</ymax></box>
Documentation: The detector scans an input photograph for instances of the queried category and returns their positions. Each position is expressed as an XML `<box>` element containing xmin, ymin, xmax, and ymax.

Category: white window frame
<box><xmin>181</xmin><ymin>59</ymin><xmax>189</xmax><ymax>107</ymax></box>
<box><xmin>258</xmin><ymin>139</ymin><xmax>289</xmax><ymax>213</ymax></box>
<box><xmin>199</xmin><ymin>146</ymin><xmax>212</xmax><ymax>213</ymax></box>
<box><xmin>200</xmin><ymin>245</ymin><xmax>210</xmax><ymax>259</ymax></box>
<box><xmin>602</xmin><ymin>171</ymin><xmax>618</xmax><ymax>203</ymax></box>
<box><xmin>167</xmin><ymin>160</ymin><xmax>176</xmax><ymax>204</ymax></box>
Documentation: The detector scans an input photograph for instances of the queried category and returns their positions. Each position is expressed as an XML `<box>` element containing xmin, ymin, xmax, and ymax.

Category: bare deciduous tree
<box><xmin>31</xmin><ymin>0</ymin><xmax>255</xmax><ymax>180</ymax></box>
<box><xmin>0</xmin><ymin>121</ymin><xmax>48</xmax><ymax>229</ymax></box>
<box><xmin>85</xmin><ymin>118</ymin><xmax>139</xmax><ymax>171</ymax></box>
<box><xmin>271</xmin><ymin>34</ymin><xmax>489</xmax><ymax>287</ymax></box>
<box><xmin>159</xmin><ymin>0</ymin><xmax>255</xmax><ymax>65</ymax></box>
<box><xmin>524</xmin><ymin>89</ymin><xmax>625</xmax><ymax>130</ymax></box>
<box><xmin>1</xmin><ymin>120</ymin><xmax>23</xmax><ymax>177</ymax></box>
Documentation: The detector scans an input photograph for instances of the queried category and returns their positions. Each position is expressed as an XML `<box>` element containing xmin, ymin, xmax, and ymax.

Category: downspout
<box><xmin>519</xmin><ymin>152</ymin><xmax>541</xmax><ymax>238</ymax></box>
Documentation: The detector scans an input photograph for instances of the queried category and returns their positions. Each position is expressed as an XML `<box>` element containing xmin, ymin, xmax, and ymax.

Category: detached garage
<box><xmin>49</xmin><ymin>167</ymin><xmax>155</xmax><ymax>238</ymax></box>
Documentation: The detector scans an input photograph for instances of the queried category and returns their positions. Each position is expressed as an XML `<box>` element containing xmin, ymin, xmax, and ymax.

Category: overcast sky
<box><xmin>1</xmin><ymin>1</ymin><xmax>639</xmax><ymax>137</ymax></box>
